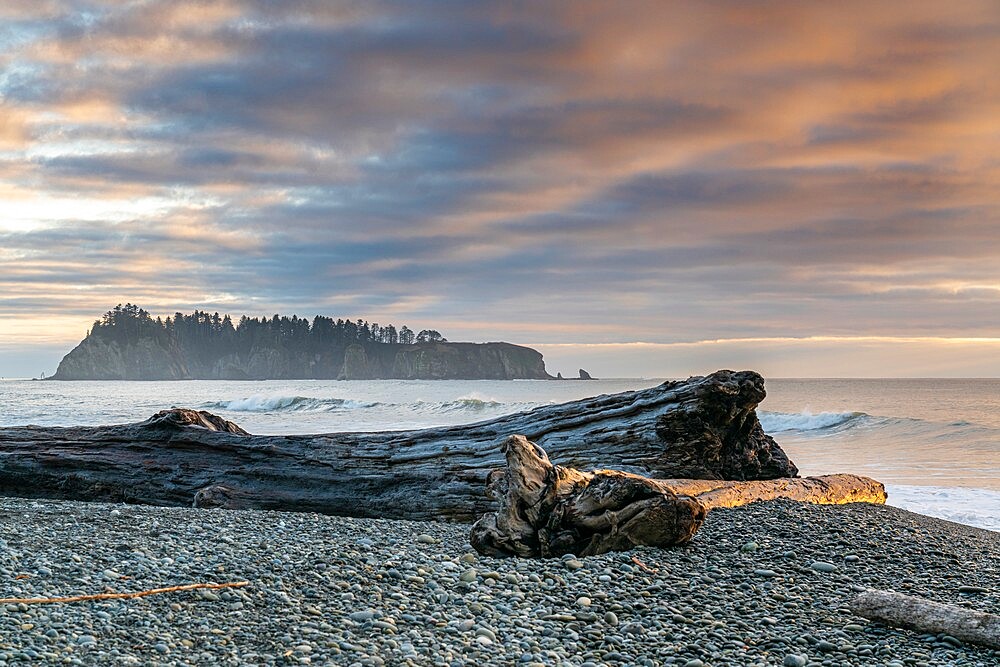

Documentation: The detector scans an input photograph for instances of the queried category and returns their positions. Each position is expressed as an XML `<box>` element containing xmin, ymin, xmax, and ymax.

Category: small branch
<box><xmin>631</xmin><ymin>556</ymin><xmax>659</xmax><ymax>574</ymax></box>
<box><xmin>0</xmin><ymin>581</ymin><xmax>249</xmax><ymax>605</ymax></box>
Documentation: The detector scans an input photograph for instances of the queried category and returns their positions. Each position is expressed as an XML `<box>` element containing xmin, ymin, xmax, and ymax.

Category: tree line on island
<box><xmin>90</xmin><ymin>303</ymin><xmax>446</xmax><ymax>351</ymax></box>
<box><xmin>53</xmin><ymin>304</ymin><xmax>553</xmax><ymax>380</ymax></box>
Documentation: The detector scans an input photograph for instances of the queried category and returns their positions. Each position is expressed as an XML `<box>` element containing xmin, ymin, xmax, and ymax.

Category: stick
<box><xmin>851</xmin><ymin>589</ymin><xmax>1000</xmax><ymax>649</ymax></box>
<box><xmin>631</xmin><ymin>556</ymin><xmax>659</xmax><ymax>574</ymax></box>
<box><xmin>0</xmin><ymin>581</ymin><xmax>249</xmax><ymax>605</ymax></box>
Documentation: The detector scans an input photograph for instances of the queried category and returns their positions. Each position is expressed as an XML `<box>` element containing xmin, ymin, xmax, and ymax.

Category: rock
<box><xmin>416</xmin><ymin>534</ymin><xmax>437</xmax><ymax>544</ymax></box>
<box><xmin>459</xmin><ymin>569</ymin><xmax>478</xmax><ymax>583</ymax></box>
<box><xmin>754</xmin><ymin>569</ymin><xmax>778</xmax><ymax>578</ymax></box>
<box><xmin>578</xmin><ymin>369</ymin><xmax>594</xmax><ymax>380</ymax></box>
<box><xmin>783</xmin><ymin>655</ymin><xmax>807</xmax><ymax>667</ymax></box>
<box><xmin>810</xmin><ymin>561</ymin><xmax>838</xmax><ymax>573</ymax></box>
<box><xmin>741</xmin><ymin>541</ymin><xmax>759</xmax><ymax>553</ymax></box>
<box><xmin>604</xmin><ymin>612</ymin><xmax>619</xmax><ymax>626</ymax></box>
<box><xmin>349</xmin><ymin>611</ymin><xmax>375</xmax><ymax>622</ymax></box>
<box><xmin>470</xmin><ymin>436</ymin><xmax>706</xmax><ymax>557</ymax></box>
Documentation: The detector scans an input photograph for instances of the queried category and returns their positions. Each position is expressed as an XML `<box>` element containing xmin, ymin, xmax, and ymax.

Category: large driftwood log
<box><xmin>0</xmin><ymin>370</ymin><xmax>795</xmax><ymax>521</ymax></box>
<box><xmin>851</xmin><ymin>590</ymin><xmax>1000</xmax><ymax>649</ymax></box>
<box><xmin>470</xmin><ymin>436</ymin><xmax>886</xmax><ymax>557</ymax></box>
<box><xmin>471</xmin><ymin>435</ymin><xmax>708</xmax><ymax>557</ymax></box>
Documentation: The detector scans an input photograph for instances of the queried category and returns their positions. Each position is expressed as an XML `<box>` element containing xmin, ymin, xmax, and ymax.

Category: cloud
<box><xmin>0</xmin><ymin>0</ymin><xmax>997</xmax><ymax>376</ymax></box>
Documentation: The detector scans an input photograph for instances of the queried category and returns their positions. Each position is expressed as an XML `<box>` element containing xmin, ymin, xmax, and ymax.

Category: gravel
<box><xmin>0</xmin><ymin>497</ymin><xmax>997</xmax><ymax>666</ymax></box>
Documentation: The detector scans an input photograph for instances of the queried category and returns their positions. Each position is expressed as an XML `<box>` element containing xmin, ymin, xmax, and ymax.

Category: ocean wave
<box><xmin>758</xmin><ymin>410</ymin><xmax>870</xmax><ymax>433</ymax></box>
<box><xmin>201</xmin><ymin>395</ymin><xmax>378</xmax><ymax>413</ymax></box>
<box><xmin>420</xmin><ymin>396</ymin><xmax>506</xmax><ymax>413</ymax></box>
<box><xmin>885</xmin><ymin>484</ymin><xmax>1000</xmax><ymax>532</ymax></box>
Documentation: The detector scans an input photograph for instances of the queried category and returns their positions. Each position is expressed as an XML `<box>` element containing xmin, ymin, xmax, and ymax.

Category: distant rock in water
<box><xmin>579</xmin><ymin>368</ymin><xmax>594</xmax><ymax>380</ymax></box>
<box><xmin>50</xmin><ymin>304</ymin><xmax>554</xmax><ymax>381</ymax></box>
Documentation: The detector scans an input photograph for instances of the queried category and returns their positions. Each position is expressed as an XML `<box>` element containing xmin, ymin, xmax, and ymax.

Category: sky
<box><xmin>1</xmin><ymin>1</ymin><xmax>998</xmax><ymax>378</ymax></box>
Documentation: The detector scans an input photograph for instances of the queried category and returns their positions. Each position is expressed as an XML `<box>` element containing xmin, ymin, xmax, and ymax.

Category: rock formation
<box><xmin>579</xmin><ymin>368</ymin><xmax>594</xmax><ymax>380</ymax></box>
<box><xmin>470</xmin><ymin>435</ymin><xmax>708</xmax><ymax>557</ymax></box>
<box><xmin>0</xmin><ymin>370</ymin><xmax>798</xmax><ymax>519</ymax></box>
<box><xmin>52</xmin><ymin>337</ymin><xmax>552</xmax><ymax>380</ymax></box>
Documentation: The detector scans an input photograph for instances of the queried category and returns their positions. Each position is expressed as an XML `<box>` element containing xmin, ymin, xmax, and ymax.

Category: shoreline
<box><xmin>1</xmin><ymin>498</ymin><xmax>997</xmax><ymax>666</ymax></box>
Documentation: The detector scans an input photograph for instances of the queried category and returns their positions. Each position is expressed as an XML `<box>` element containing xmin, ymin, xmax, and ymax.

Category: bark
<box><xmin>851</xmin><ymin>590</ymin><xmax>1000</xmax><ymax>649</ymax></box>
<box><xmin>0</xmin><ymin>370</ymin><xmax>796</xmax><ymax>521</ymax></box>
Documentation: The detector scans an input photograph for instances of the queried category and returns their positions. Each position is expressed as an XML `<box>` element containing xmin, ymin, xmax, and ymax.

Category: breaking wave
<box><xmin>200</xmin><ymin>392</ymin><xmax>528</xmax><ymax>415</ymax></box>
<box><xmin>758</xmin><ymin>410</ymin><xmax>870</xmax><ymax>433</ymax></box>
<box><xmin>200</xmin><ymin>395</ymin><xmax>378</xmax><ymax>413</ymax></box>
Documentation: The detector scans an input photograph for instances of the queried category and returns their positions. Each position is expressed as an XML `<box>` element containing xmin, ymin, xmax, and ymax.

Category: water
<box><xmin>1</xmin><ymin>377</ymin><xmax>997</xmax><ymax>531</ymax></box>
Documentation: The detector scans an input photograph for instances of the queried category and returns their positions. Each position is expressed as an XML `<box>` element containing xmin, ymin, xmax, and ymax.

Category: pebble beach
<box><xmin>1</xmin><ymin>498</ymin><xmax>997</xmax><ymax>666</ymax></box>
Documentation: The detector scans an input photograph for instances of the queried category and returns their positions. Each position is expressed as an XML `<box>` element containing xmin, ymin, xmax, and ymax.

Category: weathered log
<box><xmin>471</xmin><ymin>435</ymin><xmax>708</xmax><ymax>557</ymax></box>
<box><xmin>659</xmin><ymin>474</ymin><xmax>887</xmax><ymax>509</ymax></box>
<box><xmin>470</xmin><ymin>436</ymin><xmax>886</xmax><ymax>558</ymax></box>
<box><xmin>0</xmin><ymin>370</ymin><xmax>795</xmax><ymax>521</ymax></box>
<box><xmin>851</xmin><ymin>590</ymin><xmax>1000</xmax><ymax>649</ymax></box>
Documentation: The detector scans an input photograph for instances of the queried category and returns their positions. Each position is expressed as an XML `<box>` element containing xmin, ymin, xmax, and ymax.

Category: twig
<box><xmin>0</xmin><ymin>581</ymin><xmax>249</xmax><ymax>605</ymax></box>
<box><xmin>631</xmin><ymin>555</ymin><xmax>659</xmax><ymax>574</ymax></box>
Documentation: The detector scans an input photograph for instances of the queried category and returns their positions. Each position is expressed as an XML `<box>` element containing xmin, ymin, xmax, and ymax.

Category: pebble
<box><xmin>416</xmin><ymin>534</ymin><xmax>437</xmax><ymax>544</ymax></box>
<box><xmin>0</xmin><ymin>497</ymin><xmax>994</xmax><ymax>667</ymax></box>
<box><xmin>810</xmin><ymin>561</ymin><xmax>838</xmax><ymax>573</ymax></box>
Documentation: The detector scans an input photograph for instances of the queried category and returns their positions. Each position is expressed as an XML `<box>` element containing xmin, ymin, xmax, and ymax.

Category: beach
<box><xmin>1</xmin><ymin>498</ymin><xmax>996</xmax><ymax>666</ymax></box>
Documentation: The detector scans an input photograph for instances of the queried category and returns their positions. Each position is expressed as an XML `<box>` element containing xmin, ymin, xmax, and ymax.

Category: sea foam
<box><xmin>885</xmin><ymin>484</ymin><xmax>1000</xmax><ymax>532</ymax></box>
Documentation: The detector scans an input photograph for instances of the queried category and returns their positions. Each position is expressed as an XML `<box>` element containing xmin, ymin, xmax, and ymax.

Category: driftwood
<box><xmin>471</xmin><ymin>435</ymin><xmax>707</xmax><ymax>557</ymax></box>
<box><xmin>0</xmin><ymin>370</ymin><xmax>797</xmax><ymax>521</ymax></box>
<box><xmin>0</xmin><ymin>581</ymin><xmax>250</xmax><ymax>606</ymax></box>
<box><xmin>658</xmin><ymin>474</ymin><xmax>887</xmax><ymax>509</ymax></box>
<box><xmin>851</xmin><ymin>590</ymin><xmax>1000</xmax><ymax>649</ymax></box>
<box><xmin>470</xmin><ymin>436</ymin><xmax>886</xmax><ymax>558</ymax></box>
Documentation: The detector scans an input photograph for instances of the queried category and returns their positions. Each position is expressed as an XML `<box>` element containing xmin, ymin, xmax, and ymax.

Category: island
<box><xmin>49</xmin><ymin>304</ymin><xmax>553</xmax><ymax>380</ymax></box>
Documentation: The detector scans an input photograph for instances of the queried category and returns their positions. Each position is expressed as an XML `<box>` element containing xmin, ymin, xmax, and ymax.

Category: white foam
<box><xmin>885</xmin><ymin>484</ymin><xmax>1000</xmax><ymax>532</ymax></box>
<box><xmin>217</xmin><ymin>394</ymin><xmax>305</xmax><ymax>411</ymax></box>
<box><xmin>758</xmin><ymin>410</ymin><xmax>866</xmax><ymax>433</ymax></box>
<box><xmin>206</xmin><ymin>395</ymin><xmax>376</xmax><ymax>412</ymax></box>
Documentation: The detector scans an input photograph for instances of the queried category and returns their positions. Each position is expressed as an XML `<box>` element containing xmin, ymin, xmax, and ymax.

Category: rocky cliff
<box><xmin>51</xmin><ymin>336</ymin><xmax>552</xmax><ymax>380</ymax></box>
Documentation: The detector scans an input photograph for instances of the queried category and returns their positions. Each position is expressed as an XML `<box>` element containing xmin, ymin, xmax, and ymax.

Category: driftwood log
<box><xmin>851</xmin><ymin>590</ymin><xmax>1000</xmax><ymax>649</ymax></box>
<box><xmin>470</xmin><ymin>436</ymin><xmax>886</xmax><ymax>557</ymax></box>
<box><xmin>0</xmin><ymin>370</ymin><xmax>797</xmax><ymax>521</ymax></box>
<box><xmin>658</xmin><ymin>475</ymin><xmax>887</xmax><ymax>509</ymax></box>
<box><xmin>471</xmin><ymin>435</ymin><xmax>708</xmax><ymax>557</ymax></box>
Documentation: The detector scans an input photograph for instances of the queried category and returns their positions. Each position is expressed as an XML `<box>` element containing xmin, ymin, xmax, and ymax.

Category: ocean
<box><xmin>1</xmin><ymin>377</ymin><xmax>997</xmax><ymax>531</ymax></box>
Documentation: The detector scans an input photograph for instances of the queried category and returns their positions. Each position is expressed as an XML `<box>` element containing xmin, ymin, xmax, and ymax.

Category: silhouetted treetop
<box><xmin>88</xmin><ymin>305</ymin><xmax>445</xmax><ymax>353</ymax></box>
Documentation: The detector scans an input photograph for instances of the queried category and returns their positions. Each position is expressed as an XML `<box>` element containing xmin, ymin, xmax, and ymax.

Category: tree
<box><xmin>399</xmin><ymin>326</ymin><xmax>415</xmax><ymax>345</ymax></box>
<box><xmin>416</xmin><ymin>329</ymin><xmax>445</xmax><ymax>343</ymax></box>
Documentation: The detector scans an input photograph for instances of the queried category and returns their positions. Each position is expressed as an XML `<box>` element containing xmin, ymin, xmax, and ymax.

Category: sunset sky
<box><xmin>1</xmin><ymin>1</ymin><xmax>998</xmax><ymax>377</ymax></box>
